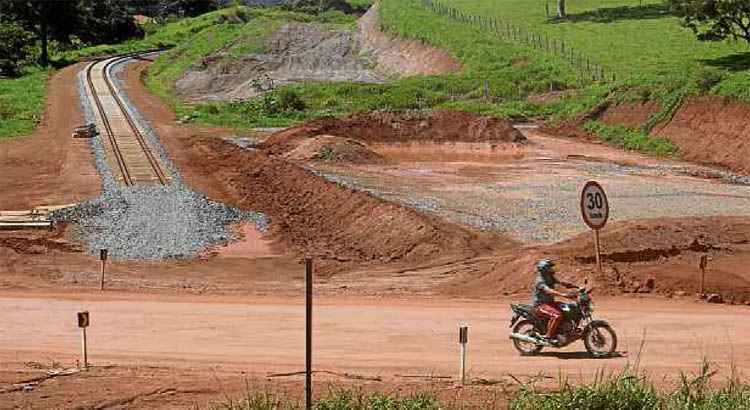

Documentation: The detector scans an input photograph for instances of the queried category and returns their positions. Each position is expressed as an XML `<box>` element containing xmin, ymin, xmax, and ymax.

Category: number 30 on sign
<box><xmin>580</xmin><ymin>181</ymin><xmax>609</xmax><ymax>230</ymax></box>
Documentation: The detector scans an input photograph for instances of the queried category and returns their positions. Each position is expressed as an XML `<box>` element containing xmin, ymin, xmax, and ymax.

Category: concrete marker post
<box><xmin>458</xmin><ymin>325</ymin><xmax>468</xmax><ymax>385</ymax></box>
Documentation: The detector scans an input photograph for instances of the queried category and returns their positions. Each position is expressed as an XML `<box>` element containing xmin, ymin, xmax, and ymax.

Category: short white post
<box><xmin>81</xmin><ymin>327</ymin><xmax>88</xmax><ymax>370</ymax></box>
<box><xmin>458</xmin><ymin>325</ymin><xmax>468</xmax><ymax>385</ymax></box>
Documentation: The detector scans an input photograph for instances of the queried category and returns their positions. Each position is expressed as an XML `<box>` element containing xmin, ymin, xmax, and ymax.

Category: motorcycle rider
<box><xmin>532</xmin><ymin>259</ymin><xmax>578</xmax><ymax>345</ymax></box>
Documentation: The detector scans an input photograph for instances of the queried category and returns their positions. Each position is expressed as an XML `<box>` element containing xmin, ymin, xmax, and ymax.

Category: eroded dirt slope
<box><xmin>358</xmin><ymin>1</ymin><xmax>461</xmax><ymax>76</ymax></box>
<box><xmin>176</xmin><ymin>23</ymin><xmax>382</xmax><ymax>102</ymax></box>
<box><xmin>590</xmin><ymin>97</ymin><xmax>750</xmax><ymax>175</ymax></box>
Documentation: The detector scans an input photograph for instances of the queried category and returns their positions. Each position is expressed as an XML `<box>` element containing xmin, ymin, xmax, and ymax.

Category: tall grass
<box><xmin>511</xmin><ymin>361</ymin><xmax>750</xmax><ymax>410</ymax></box>
<box><xmin>216</xmin><ymin>388</ymin><xmax>440</xmax><ymax>410</ymax></box>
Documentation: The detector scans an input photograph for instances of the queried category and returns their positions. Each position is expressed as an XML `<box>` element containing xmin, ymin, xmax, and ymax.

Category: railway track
<box><xmin>84</xmin><ymin>53</ymin><xmax>169</xmax><ymax>186</ymax></box>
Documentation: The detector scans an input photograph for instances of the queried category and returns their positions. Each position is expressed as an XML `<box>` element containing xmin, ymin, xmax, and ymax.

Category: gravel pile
<box><xmin>58</xmin><ymin>59</ymin><xmax>267</xmax><ymax>261</ymax></box>
<box><xmin>53</xmin><ymin>186</ymin><xmax>266</xmax><ymax>260</ymax></box>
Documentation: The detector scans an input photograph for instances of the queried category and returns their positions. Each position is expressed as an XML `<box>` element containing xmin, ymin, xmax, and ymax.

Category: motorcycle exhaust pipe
<box><xmin>509</xmin><ymin>332</ymin><xmax>542</xmax><ymax>345</ymax></box>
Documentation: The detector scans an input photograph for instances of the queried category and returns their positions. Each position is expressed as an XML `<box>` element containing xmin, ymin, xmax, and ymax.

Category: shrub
<box><xmin>695</xmin><ymin>67</ymin><xmax>725</xmax><ymax>94</ymax></box>
<box><xmin>277</xmin><ymin>88</ymin><xmax>307</xmax><ymax>112</ymax></box>
<box><xmin>584</xmin><ymin>120</ymin><xmax>677</xmax><ymax>157</ymax></box>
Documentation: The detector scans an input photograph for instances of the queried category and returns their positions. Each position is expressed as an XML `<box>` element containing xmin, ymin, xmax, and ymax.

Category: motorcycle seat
<box><xmin>511</xmin><ymin>303</ymin><xmax>534</xmax><ymax>316</ymax></box>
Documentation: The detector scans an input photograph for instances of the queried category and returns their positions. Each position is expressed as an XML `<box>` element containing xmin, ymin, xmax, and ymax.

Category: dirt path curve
<box><xmin>0</xmin><ymin>63</ymin><xmax>100</xmax><ymax>210</ymax></box>
<box><xmin>1</xmin><ymin>293</ymin><xmax>747</xmax><ymax>384</ymax></box>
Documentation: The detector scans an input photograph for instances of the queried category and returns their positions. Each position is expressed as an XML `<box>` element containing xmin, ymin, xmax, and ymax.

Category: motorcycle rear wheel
<box><xmin>512</xmin><ymin>320</ymin><xmax>543</xmax><ymax>356</ymax></box>
<box><xmin>584</xmin><ymin>322</ymin><xmax>617</xmax><ymax>357</ymax></box>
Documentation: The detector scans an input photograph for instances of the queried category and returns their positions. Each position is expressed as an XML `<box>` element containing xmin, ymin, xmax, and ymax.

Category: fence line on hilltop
<box><xmin>418</xmin><ymin>0</ymin><xmax>617</xmax><ymax>83</ymax></box>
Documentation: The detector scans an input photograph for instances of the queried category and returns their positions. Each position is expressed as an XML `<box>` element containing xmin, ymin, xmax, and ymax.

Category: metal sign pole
<box><xmin>305</xmin><ymin>258</ymin><xmax>313</xmax><ymax>410</ymax></box>
<box><xmin>594</xmin><ymin>229</ymin><xmax>602</xmax><ymax>273</ymax></box>
<box><xmin>99</xmin><ymin>249</ymin><xmax>108</xmax><ymax>291</ymax></box>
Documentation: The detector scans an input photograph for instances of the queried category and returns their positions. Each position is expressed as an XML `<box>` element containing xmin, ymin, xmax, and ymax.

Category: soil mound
<box><xmin>358</xmin><ymin>2</ymin><xmax>461</xmax><ymax>76</ymax></box>
<box><xmin>264</xmin><ymin>110</ymin><xmax>526</xmax><ymax>154</ymax></box>
<box><xmin>176</xmin><ymin>23</ymin><xmax>382</xmax><ymax>102</ymax></box>
<box><xmin>440</xmin><ymin>216</ymin><xmax>750</xmax><ymax>303</ymax></box>
<box><xmin>184</xmin><ymin>137</ymin><xmax>513</xmax><ymax>272</ymax></box>
<box><xmin>282</xmin><ymin>134</ymin><xmax>385</xmax><ymax>164</ymax></box>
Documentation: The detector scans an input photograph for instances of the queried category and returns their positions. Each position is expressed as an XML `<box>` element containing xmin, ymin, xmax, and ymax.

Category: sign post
<box><xmin>77</xmin><ymin>311</ymin><xmax>90</xmax><ymax>370</ymax></box>
<box><xmin>580</xmin><ymin>181</ymin><xmax>609</xmax><ymax>273</ymax></box>
<box><xmin>99</xmin><ymin>249</ymin><xmax>108</xmax><ymax>291</ymax></box>
<box><xmin>305</xmin><ymin>258</ymin><xmax>313</xmax><ymax>410</ymax></box>
<box><xmin>458</xmin><ymin>325</ymin><xmax>468</xmax><ymax>385</ymax></box>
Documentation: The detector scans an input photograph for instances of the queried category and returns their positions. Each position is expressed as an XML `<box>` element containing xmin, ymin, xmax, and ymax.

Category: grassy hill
<box><xmin>5</xmin><ymin>0</ymin><xmax>749</xmax><ymax>155</ymax></box>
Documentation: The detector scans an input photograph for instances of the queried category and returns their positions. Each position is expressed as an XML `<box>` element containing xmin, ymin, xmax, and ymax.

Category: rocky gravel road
<box><xmin>313</xmin><ymin>139</ymin><xmax>750</xmax><ymax>243</ymax></box>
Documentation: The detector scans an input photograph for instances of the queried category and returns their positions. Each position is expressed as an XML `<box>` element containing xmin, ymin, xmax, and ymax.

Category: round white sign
<box><xmin>580</xmin><ymin>181</ymin><xmax>609</xmax><ymax>230</ymax></box>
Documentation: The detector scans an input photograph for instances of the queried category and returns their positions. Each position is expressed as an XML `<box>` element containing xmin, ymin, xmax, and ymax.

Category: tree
<box><xmin>2</xmin><ymin>0</ymin><xmax>143</xmax><ymax>66</ymax></box>
<box><xmin>668</xmin><ymin>0</ymin><xmax>750</xmax><ymax>44</ymax></box>
<box><xmin>2</xmin><ymin>1</ymin><xmax>80</xmax><ymax>66</ymax></box>
<box><xmin>77</xmin><ymin>0</ymin><xmax>143</xmax><ymax>45</ymax></box>
<box><xmin>0</xmin><ymin>18</ymin><xmax>33</xmax><ymax>76</ymax></box>
<box><xmin>557</xmin><ymin>0</ymin><xmax>567</xmax><ymax>19</ymax></box>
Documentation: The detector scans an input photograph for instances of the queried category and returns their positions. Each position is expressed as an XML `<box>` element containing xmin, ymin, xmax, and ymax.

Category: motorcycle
<box><xmin>508</xmin><ymin>284</ymin><xmax>617</xmax><ymax>357</ymax></box>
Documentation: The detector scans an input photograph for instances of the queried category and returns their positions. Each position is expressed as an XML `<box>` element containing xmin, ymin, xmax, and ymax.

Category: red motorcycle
<box><xmin>508</xmin><ymin>285</ymin><xmax>617</xmax><ymax>357</ymax></box>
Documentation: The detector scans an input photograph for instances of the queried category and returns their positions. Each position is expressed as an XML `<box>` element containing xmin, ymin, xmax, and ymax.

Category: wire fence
<box><xmin>420</xmin><ymin>0</ymin><xmax>616</xmax><ymax>83</ymax></box>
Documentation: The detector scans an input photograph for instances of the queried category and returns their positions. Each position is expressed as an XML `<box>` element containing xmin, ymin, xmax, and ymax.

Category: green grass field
<box><xmin>6</xmin><ymin>0</ymin><xmax>749</xmax><ymax>157</ymax></box>
<box><xmin>0</xmin><ymin>69</ymin><xmax>50</xmax><ymax>140</ymax></box>
<box><xmin>439</xmin><ymin>0</ymin><xmax>750</xmax><ymax>100</ymax></box>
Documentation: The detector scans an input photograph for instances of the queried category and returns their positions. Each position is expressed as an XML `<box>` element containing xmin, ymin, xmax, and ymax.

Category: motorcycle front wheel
<box><xmin>512</xmin><ymin>320</ymin><xmax>543</xmax><ymax>356</ymax></box>
<box><xmin>584</xmin><ymin>322</ymin><xmax>618</xmax><ymax>357</ymax></box>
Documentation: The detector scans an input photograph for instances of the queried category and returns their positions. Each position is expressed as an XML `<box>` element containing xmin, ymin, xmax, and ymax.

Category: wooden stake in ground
<box><xmin>99</xmin><ymin>249</ymin><xmax>108</xmax><ymax>291</ymax></box>
<box><xmin>77</xmin><ymin>311</ymin><xmax>90</xmax><ymax>370</ymax></box>
<box><xmin>580</xmin><ymin>181</ymin><xmax>609</xmax><ymax>274</ymax></box>
<box><xmin>305</xmin><ymin>258</ymin><xmax>313</xmax><ymax>410</ymax></box>
<box><xmin>699</xmin><ymin>254</ymin><xmax>708</xmax><ymax>297</ymax></box>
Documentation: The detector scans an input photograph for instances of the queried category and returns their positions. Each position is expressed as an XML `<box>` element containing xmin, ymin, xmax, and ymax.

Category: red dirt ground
<box><xmin>439</xmin><ymin>217</ymin><xmax>750</xmax><ymax>303</ymax></box>
<box><xmin>263</xmin><ymin>110</ymin><xmax>526</xmax><ymax>156</ymax></box>
<box><xmin>0</xmin><ymin>63</ymin><xmax>100</xmax><ymax>210</ymax></box>
<box><xmin>184</xmin><ymin>137</ymin><xmax>511</xmax><ymax>273</ymax></box>
<box><xmin>3</xmin><ymin>58</ymin><xmax>750</xmax><ymax>407</ymax></box>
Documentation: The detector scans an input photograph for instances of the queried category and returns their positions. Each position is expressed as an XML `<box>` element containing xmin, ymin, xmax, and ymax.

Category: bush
<box><xmin>0</xmin><ymin>19</ymin><xmax>33</xmax><ymax>77</ymax></box>
<box><xmin>695</xmin><ymin>67</ymin><xmax>725</xmax><ymax>94</ymax></box>
<box><xmin>277</xmin><ymin>88</ymin><xmax>307</xmax><ymax>112</ymax></box>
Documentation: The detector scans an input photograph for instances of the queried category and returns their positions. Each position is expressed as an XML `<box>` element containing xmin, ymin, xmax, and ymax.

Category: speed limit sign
<box><xmin>580</xmin><ymin>181</ymin><xmax>609</xmax><ymax>273</ymax></box>
<box><xmin>580</xmin><ymin>181</ymin><xmax>609</xmax><ymax>230</ymax></box>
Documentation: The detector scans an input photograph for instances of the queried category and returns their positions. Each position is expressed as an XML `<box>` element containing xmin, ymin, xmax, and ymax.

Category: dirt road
<box><xmin>2</xmin><ymin>293</ymin><xmax>747</xmax><ymax>384</ymax></box>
